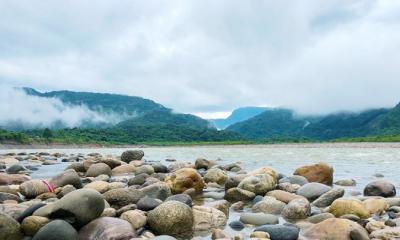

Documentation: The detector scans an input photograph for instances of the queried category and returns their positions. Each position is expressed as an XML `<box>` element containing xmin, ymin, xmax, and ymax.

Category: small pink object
<box><xmin>42</xmin><ymin>180</ymin><xmax>54</xmax><ymax>193</ymax></box>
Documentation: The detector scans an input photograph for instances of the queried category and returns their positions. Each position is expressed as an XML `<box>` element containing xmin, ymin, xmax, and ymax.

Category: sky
<box><xmin>1</xmin><ymin>0</ymin><xmax>400</xmax><ymax>119</ymax></box>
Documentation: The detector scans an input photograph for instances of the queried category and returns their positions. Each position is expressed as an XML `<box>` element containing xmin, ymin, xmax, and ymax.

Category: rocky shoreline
<box><xmin>0</xmin><ymin>150</ymin><xmax>399</xmax><ymax>240</ymax></box>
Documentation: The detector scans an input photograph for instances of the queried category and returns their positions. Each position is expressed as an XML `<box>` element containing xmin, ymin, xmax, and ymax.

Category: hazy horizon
<box><xmin>1</xmin><ymin>1</ymin><xmax>400</xmax><ymax>119</ymax></box>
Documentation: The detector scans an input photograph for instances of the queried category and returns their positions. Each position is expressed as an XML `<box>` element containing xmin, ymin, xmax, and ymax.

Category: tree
<box><xmin>42</xmin><ymin>128</ymin><xmax>53</xmax><ymax>139</ymax></box>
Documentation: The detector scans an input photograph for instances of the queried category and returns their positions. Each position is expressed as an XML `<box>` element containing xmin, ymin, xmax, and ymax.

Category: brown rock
<box><xmin>165</xmin><ymin>168</ymin><xmax>205</xmax><ymax>194</ymax></box>
<box><xmin>303</xmin><ymin>218</ymin><xmax>369</xmax><ymax>240</ymax></box>
<box><xmin>293</xmin><ymin>163</ymin><xmax>333</xmax><ymax>185</ymax></box>
<box><xmin>266</xmin><ymin>190</ymin><xmax>304</xmax><ymax>204</ymax></box>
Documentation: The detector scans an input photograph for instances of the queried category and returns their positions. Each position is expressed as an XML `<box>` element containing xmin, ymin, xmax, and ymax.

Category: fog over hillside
<box><xmin>0</xmin><ymin>86</ymin><xmax>123</xmax><ymax>129</ymax></box>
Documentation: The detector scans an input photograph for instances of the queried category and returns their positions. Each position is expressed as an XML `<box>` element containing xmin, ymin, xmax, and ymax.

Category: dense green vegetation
<box><xmin>1</xmin><ymin>88</ymin><xmax>398</xmax><ymax>145</ymax></box>
<box><xmin>0</xmin><ymin>129</ymin><xmax>31</xmax><ymax>144</ymax></box>
<box><xmin>227</xmin><ymin>105</ymin><xmax>400</xmax><ymax>141</ymax></box>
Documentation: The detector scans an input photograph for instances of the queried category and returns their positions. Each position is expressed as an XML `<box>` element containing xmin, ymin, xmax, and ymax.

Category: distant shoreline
<box><xmin>2</xmin><ymin>141</ymin><xmax>400</xmax><ymax>149</ymax></box>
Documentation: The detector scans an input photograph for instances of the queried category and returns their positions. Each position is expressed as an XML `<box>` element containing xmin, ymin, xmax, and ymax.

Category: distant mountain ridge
<box><xmin>210</xmin><ymin>107</ymin><xmax>269</xmax><ymax>129</ymax></box>
<box><xmin>227</xmin><ymin>104</ymin><xmax>400</xmax><ymax>140</ymax></box>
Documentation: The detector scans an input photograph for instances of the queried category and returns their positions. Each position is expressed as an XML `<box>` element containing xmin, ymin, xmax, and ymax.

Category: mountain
<box><xmin>210</xmin><ymin>107</ymin><xmax>269</xmax><ymax>129</ymax></box>
<box><xmin>15</xmin><ymin>88</ymin><xmax>242</xmax><ymax>143</ymax></box>
<box><xmin>23</xmin><ymin>87</ymin><xmax>165</xmax><ymax>116</ymax></box>
<box><xmin>227</xmin><ymin>104</ymin><xmax>400</xmax><ymax>140</ymax></box>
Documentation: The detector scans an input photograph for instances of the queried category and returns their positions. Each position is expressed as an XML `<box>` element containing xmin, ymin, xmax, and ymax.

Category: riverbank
<box><xmin>2</xmin><ymin>141</ymin><xmax>400</xmax><ymax>150</ymax></box>
<box><xmin>1</xmin><ymin>148</ymin><xmax>400</xmax><ymax>239</ymax></box>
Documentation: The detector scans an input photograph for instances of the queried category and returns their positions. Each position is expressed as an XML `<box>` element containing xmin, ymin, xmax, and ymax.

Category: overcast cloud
<box><xmin>0</xmin><ymin>0</ymin><xmax>399</xmax><ymax>118</ymax></box>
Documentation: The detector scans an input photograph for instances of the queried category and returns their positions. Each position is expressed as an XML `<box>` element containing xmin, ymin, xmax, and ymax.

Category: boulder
<box><xmin>254</xmin><ymin>225</ymin><xmax>299</xmax><ymax>240</ymax></box>
<box><xmin>335</xmin><ymin>179</ymin><xmax>356</xmax><ymax>186</ymax></box>
<box><xmin>49</xmin><ymin>169</ymin><xmax>82</xmax><ymax>189</ymax></box>
<box><xmin>266</xmin><ymin>190</ymin><xmax>303</xmax><ymax>204</ymax></box>
<box><xmin>0</xmin><ymin>203</ymin><xmax>29</xmax><ymax>219</ymax></box>
<box><xmin>303</xmin><ymin>218</ymin><xmax>369</xmax><ymax>240</ymax></box>
<box><xmin>239</xmin><ymin>212</ymin><xmax>278</xmax><ymax>226</ymax></box>
<box><xmin>137</xmin><ymin>197</ymin><xmax>162</xmax><ymax>211</ymax></box>
<box><xmin>251</xmin><ymin>167</ymin><xmax>278</xmax><ymax>181</ymax></box>
<box><xmin>33</xmin><ymin>189</ymin><xmax>105</xmax><ymax>227</ymax></box>
<box><xmin>134</xmin><ymin>165</ymin><xmax>155</xmax><ymax>175</ymax></box>
<box><xmin>32</xmin><ymin>220</ymin><xmax>78</xmax><ymax>240</ymax></box>
<box><xmin>296</xmin><ymin>182</ymin><xmax>331</xmax><ymax>201</ymax></box>
<box><xmin>238</xmin><ymin>174</ymin><xmax>276</xmax><ymax>195</ymax></box>
<box><xmin>165</xmin><ymin>193</ymin><xmax>192</xmax><ymax>207</ymax></box>
<box><xmin>363</xmin><ymin>198</ymin><xmax>389</xmax><ymax>215</ymax></box>
<box><xmin>195</xmin><ymin>158</ymin><xmax>215</xmax><ymax>170</ymax></box>
<box><xmin>225</xmin><ymin>174</ymin><xmax>247</xmax><ymax>190</ymax></box>
<box><xmin>282</xmin><ymin>198</ymin><xmax>311</xmax><ymax>220</ymax></box>
<box><xmin>208</xmin><ymin>200</ymin><xmax>230</xmax><ymax>217</ymax></box>
<box><xmin>312</xmin><ymin>188</ymin><xmax>345</xmax><ymax>208</ymax></box>
<box><xmin>140</xmin><ymin>182</ymin><xmax>171</xmax><ymax>200</ymax></box>
<box><xmin>293</xmin><ymin>163</ymin><xmax>333</xmax><ymax>185</ymax></box>
<box><xmin>328</xmin><ymin>198</ymin><xmax>370</xmax><ymax>219</ymax></box>
<box><xmin>252</xmin><ymin>196</ymin><xmax>286</xmax><ymax>215</ymax></box>
<box><xmin>6</xmin><ymin>164</ymin><xmax>27</xmax><ymax>174</ymax></box>
<box><xmin>0</xmin><ymin>213</ymin><xmax>23</xmax><ymax>240</ymax></box>
<box><xmin>84</xmin><ymin>181</ymin><xmax>109</xmax><ymax>193</ymax></box>
<box><xmin>78</xmin><ymin>217</ymin><xmax>137</xmax><ymax>239</ymax></box>
<box><xmin>21</xmin><ymin>216</ymin><xmax>49</xmax><ymax>236</ymax></box>
<box><xmin>279</xmin><ymin>175</ymin><xmax>308</xmax><ymax>186</ymax></box>
<box><xmin>85</xmin><ymin>163</ymin><xmax>111</xmax><ymax>177</ymax></box>
<box><xmin>192</xmin><ymin>205</ymin><xmax>227</xmax><ymax>231</ymax></box>
<box><xmin>204</xmin><ymin>168</ymin><xmax>228</xmax><ymax>185</ymax></box>
<box><xmin>364</xmin><ymin>180</ymin><xmax>396</xmax><ymax>197</ymax></box>
<box><xmin>0</xmin><ymin>173</ymin><xmax>30</xmax><ymax>185</ymax></box>
<box><xmin>111</xmin><ymin>164</ymin><xmax>136</xmax><ymax>175</ymax></box>
<box><xmin>120</xmin><ymin>210</ymin><xmax>147</xmax><ymax>229</ymax></box>
<box><xmin>103</xmin><ymin>188</ymin><xmax>138</xmax><ymax>209</ymax></box>
<box><xmin>165</xmin><ymin>168</ymin><xmax>205</xmax><ymax>194</ymax></box>
<box><xmin>148</xmin><ymin>201</ymin><xmax>193</xmax><ymax>239</ymax></box>
<box><xmin>369</xmin><ymin>227</ymin><xmax>400</xmax><ymax>239</ymax></box>
<box><xmin>224</xmin><ymin>187</ymin><xmax>255</xmax><ymax>202</ymax></box>
<box><xmin>306</xmin><ymin>213</ymin><xmax>335</xmax><ymax>224</ymax></box>
<box><xmin>128</xmin><ymin>173</ymin><xmax>149</xmax><ymax>186</ymax></box>
<box><xmin>20</xmin><ymin>180</ymin><xmax>52</xmax><ymax>198</ymax></box>
<box><xmin>121</xmin><ymin>150</ymin><xmax>144</xmax><ymax>163</ymax></box>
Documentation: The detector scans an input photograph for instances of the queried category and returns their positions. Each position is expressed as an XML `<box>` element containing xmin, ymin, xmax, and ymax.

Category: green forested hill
<box><xmin>227</xmin><ymin>104</ymin><xmax>400</xmax><ymax>141</ymax></box>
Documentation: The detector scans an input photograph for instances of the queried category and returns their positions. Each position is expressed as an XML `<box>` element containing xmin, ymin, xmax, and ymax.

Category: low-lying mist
<box><xmin>0</xmin><ymin>86</ymin><xmax>124</xmax><ymax>130</ymax></box>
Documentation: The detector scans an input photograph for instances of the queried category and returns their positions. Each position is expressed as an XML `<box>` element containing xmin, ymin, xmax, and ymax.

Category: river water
<box><xmin>1</xmin><ymin>143</ymin><xmax>400</xmax><ymax>238</ymax></box>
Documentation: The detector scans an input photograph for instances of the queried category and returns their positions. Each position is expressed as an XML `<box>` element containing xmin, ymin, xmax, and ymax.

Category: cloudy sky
<box><xmin>1</xmin><ymin>0</ymin><xmax>400</xmax><ymax>118</ymax></box>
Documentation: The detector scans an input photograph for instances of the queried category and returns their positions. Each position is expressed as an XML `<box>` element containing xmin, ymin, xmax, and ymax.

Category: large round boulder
<box><xmin>252</xmin><ymin>196</ymin><xmax>286</xmax><ymax>215</ymax></box>
<box><xmin>282</xmin><ymin>198</ymin><xmax>311</xmax><ymax>220</ymax></box>
<box><xmin>147</xmin><ymin>201</ymin><xmax>193</xmax><ymax>239</ymax></box>
<box><xmin>121</xmin><ymin>150</ymin><xmax>144</xmax><ymax>163</ymax></box>
<box><xmin>296</xmin><ymin>182</ymin><xmax>331</xmax><ymax>201</ymax></box>
<box><xmin>0</xmin><ymin>173</ymin><xmax>30</xmax><ymax>185</ymax></box>
<box><xmin>293</xmin><ymin>163</ymin><xmax>333</xmax><ymax>185</ymax></box>
<box><xmin>251</xmin><ymin>167</ymin><xmax>278</xmax><ymax>181</ymax></box>
<box><xmin>303</xmin><ymin>218</ymin><xmax>369</xmax><ymax>240</ymax></box>
<box><xmin>20</xmin><ymin>180</ymin><xmax>52</xmax><ymax>198</ymax></box>
<box><xmin>33</xmin><ymin>189</ymin><xmax>105</xmax><ymax>227</ymax></box>
<box><xmin>78</xmin><ymin>217</ymin><xmax>137</xmax><ymax>239</ymax></box>
<box><xmin>21</xmin><ymin>216</ymin><xmax>49</xmax><ymax>236</ymax></box>
<box><xmin>238</xmin><ymin>174</ymin><xmax>276</xmax><ymax>195</ymax></box>
<box><xmin>363</xmin><ymin>198</ymin><xmax>389</xmax><ymax>215</ymax></box>
<box><xmin>165</xmin><ymin>168</ymin><xmax>205</xmax><ymax>194</ymax></box>
<box><xmin>49</xmin><ymin>169</ymin><xmax>82</xmax><ymax>189</ymax></box>
<box><xmin>85</xmin><ymin>163</ymin><xmax>111</xmax><ymax>177</ymax></box>
<box><xmin>204</xmin><ymin>168</ymin><xmax>228</xmax><ymax>185</ymax></box>
<box><xmin>32</xmin><ymin>220</ymin><xmax>78</xmax><ymax>240</ymax></box>
<box><xmin>0</xmin><ymin>213</ymin><xmax>23</xmax><ymax>240</ymax></box>
<box><xmin>328</xmin><ymin>198</ymin><xmax>369</xmax><ymax>219</ymax></box>
<box><xmin>364</xmin><ymin>180</ymin><xmax>396</xmax><ymax>197</ymax></box>
<box><xmin>103</xmin><ymin>188</ymin><xmax>138</xmax><ymax>209</ymax></box>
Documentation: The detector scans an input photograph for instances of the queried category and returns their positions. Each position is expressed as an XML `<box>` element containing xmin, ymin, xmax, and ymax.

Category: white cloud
<box><xmin>0</xmin><ymin>0</ymin><xmax>399</xmax><ymax>115</ymax></box>
<box><xmin>0</xmin><ymin>86</ymin><xmax>123</xmax><ymax>129</ymax></box>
